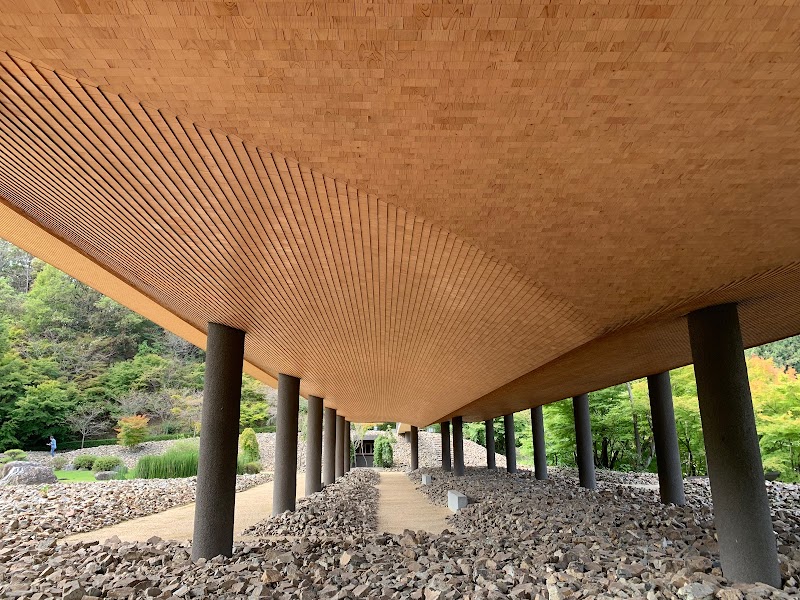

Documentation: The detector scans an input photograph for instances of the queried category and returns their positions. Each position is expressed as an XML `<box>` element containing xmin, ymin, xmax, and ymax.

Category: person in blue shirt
<box><xmin>47</xmin><ymin>435</ymin><xmax>56</xmax><ymax>457</ymax></box>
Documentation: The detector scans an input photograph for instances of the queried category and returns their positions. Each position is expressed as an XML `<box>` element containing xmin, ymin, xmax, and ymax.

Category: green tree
<box><xmin>9</xmin><ymin>380</ymin><xmax>78</xmax><ymax>448</ymax></box>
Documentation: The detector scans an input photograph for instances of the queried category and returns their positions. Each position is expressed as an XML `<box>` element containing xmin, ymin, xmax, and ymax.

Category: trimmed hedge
<box><xmin>92</xmin><ymin>456</ymin><xmax>123</xmax><ymax>472</ymax></box>
<box><xmin>73</xmin><ymin>455</ymin><xmax>99</xmax><ymax>470</ymax></box>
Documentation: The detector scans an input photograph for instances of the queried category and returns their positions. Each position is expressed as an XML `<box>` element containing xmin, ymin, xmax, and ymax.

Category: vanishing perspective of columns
<box><xmin>485</xmin><ymin>419</ymin><xmax>496</xmax><ymax>470</ymax></box>
<box><xmin>453</xmin><ymin>416</ymin><xmax>465</xmax><ymax>476</ymax></box>
<box><xmin>322</xmin><ymin>406</ymin><xmax>336</xmax><ymax>486</ymax></box>
<box><xmin>410</xmin><ymin>425</ymin><xmax>419</xmax><ymax>470</ymax></box>
<box><xmin>647</xmin><ymin>372</ymin><xmax>685</xmax><ymax>506</ymax></box>
<box><xmin>335</xmin><ymin>415</ymin><xmax>345</xmax><ymax>480</ymax></box>
<box><xmin>272</xmin><ymin>373</ymin><xmax>300</xmax><ymax>515</ymax></box>
<box><xmin>440</xmin><ymin>421</ymin><xmax>452</xmax><ymax>472</ymax></box>
<box><xmin>305</xmin><ymin>395</ymin><xmax>323</xmax><ymax>496</ymax></box>
<box><xmin>573</xmin><ymin>394</ymin><xmax>596</xmax><ymax>490</ymax></box>
<box><xmin>191</xmin><ymin>323</ymin><xmax>245</xmax><ymax>560</ymax></box>
<box><xmin>689</xmin><ymin>303</ymin><xmax>780</xmax><ymax>586</ymax></box>
<box><xmin>531</xmin><ymin>406</ymin><xmax>548</xmax><ymax>480</ymax></box>
<box><xmin>503</xmin><ymin>413</ymin><xmax>517</xmax><ymax>474</ymax></box>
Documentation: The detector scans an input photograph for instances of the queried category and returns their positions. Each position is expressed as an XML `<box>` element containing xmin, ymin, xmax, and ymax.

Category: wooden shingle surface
<box><xmin>0</xmin><ymin>2</ymin><xmax>799</xmax><ymax>423</ymax></box>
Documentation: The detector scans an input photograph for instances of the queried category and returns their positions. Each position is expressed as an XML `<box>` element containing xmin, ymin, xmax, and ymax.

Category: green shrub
<box><xmin>92</xmin><ymin>456</ymin><xmax>123</xmax><ymax>472</ymax></box>
<box><xmin>239</xmin><ymin>428</ymin><xmax>260</xmax><ymax>463</ymax></box>
<box><xmin>373</xmin><ymin>436</ymin><xmax>393</xmax><ymax>468</ymax></box>
<box><xmin>243</xmin><ymin>461</ymin><xmax>261</xmax><ymax>474</ymax></box>
<box><xmin>73</xmin><ymin>455</ymin><xmax>98</xmax><ymax>470</ymax></box>
<box><xmin>116</xmin><ymin>415</ymin><xmax>149</xmax><ymax>448</ymax></box>
<box><xmin>52</xmin><ymin>456</ymin><xmax>67</xmax><ymax>470</ymax></box>
<box><xmin>114</xmin><ymin>465</ymin><xmax>129</xmax><ymax>480</ymax></box>
<box><xmin>4</xmin><ymin>449</ymin><xmax>27</xmax><ymax>460</ymax></box>
<box><xmin>135</xmin><ymin>449</ymin><xmax>198</xmax><ymax>479</ymax></box>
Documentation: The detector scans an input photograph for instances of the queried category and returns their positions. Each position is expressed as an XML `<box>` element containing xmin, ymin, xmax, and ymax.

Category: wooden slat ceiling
<box><xmin>0</xmin><ymin>1</ymin><xmax>799</xmax><ymax>425</ymax></box>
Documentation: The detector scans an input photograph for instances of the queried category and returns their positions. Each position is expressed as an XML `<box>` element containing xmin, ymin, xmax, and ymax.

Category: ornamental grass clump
<box><xmin>135</xmin><ymin>448</ymin><xmax>198</xmax><ymax>479</ymax></box>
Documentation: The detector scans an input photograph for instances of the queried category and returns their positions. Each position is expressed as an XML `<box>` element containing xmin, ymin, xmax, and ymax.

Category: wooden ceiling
<box><xmin>1</xmin><ymin>1</ymin><xmax>799</xmax><ymax>424</ymax></box>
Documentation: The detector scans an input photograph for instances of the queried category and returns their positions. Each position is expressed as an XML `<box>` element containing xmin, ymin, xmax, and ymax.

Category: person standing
<box><xmin>47</xmin><ymin>435</ymin><xmax>56</xmax><ymax>457</ymax></box>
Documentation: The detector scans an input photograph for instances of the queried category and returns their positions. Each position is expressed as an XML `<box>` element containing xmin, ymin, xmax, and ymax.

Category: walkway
<box><xmin>65</xmin><ymin>475</ymin><xmax>305</xmax><ymax>543</ymax></box>
<box><xmin>377</xmin><ymin>471</ymin><xmax>451</xmax><ymax>534</ymax></box>
<box><xmin>65</xmin><ymin>471</ymin><xmax>450</xmax><ymax>543</ymax></box>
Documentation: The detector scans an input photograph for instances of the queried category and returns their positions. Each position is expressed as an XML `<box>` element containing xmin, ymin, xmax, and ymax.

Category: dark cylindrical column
<box><xmin>305</xmin><ymin>395</ymin><xmax>323</xmax><ymax>496</ymax></box>
<box><xmin>647</xmin><ymin>372</ymin><xmax>685</xmax><ymax>505</ymax></box>
<box><xmin>531</xmin><ymin>406</ymin><xmax>548</xmax><ymax>480</ymax></box>
<box><xmin>272</xmin><ymin>374</ymin><xmax>300</xmax><ymax>515</ymax></box>
<box><xmin>452</xmin><ymin>416</ymin><xmax>465</xmax><ymax>476</ymax></box>
<box><xmin>440</xmin><ymin>421</ymin><xmax>452</xmax><ymax>471</ymax></box>
<box><xmin>192</xmin><ymin>323</ymin><xmax>244</xmax><ymax>560</ymax></box>
<box><xmin>503</xmin><ymin>414</ymin><xmax>517</xmax><ymax>473</ymax></box>
<box><xmin>345</xmin><ymin>421</ymin><xmax>352</xmax><ymax>472</ymax></box>
<box><xmin>322</xmin><ymin>407</ymin><xmax>336</xmax><ymax>486</ymax></box>
<box><xmin>335</xmin><ymin>415</ymin><xmax>345</xmax><ymax>480</ymax></box>
<box><xmin>573</xmin><ymin>394</ymin><xmax>596</xmax><ymax>490</ymax></box>
<box><xmin>485</xmin><ymin>419</ymin><xmax>496</xmax><ymax>470</ymax></box>
<box><xmin>410</xmin><ymin>426</ymin><xmax>419</xmax><ymax>470</ymax></box>
<box><xmin>689</xmin><ymin>304</ymin><xmax>780</xmax><ymax>586</ymax></box>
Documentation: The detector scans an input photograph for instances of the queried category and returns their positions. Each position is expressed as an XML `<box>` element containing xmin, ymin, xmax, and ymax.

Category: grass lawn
<box><xmin>54</xmin><ymin>470</ymin><xmax>99</xmax><ymax>482</ymax></box>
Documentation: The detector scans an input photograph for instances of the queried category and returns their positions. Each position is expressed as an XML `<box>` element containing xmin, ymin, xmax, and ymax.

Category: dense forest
<box><xmin>0</xmin><ymin>240</ymin><xmax>798</xmax><ymax>481</ymax></box>
<box><xmin>0</xmin><ymin>241</ymin><xmax>275</xmax><ymax>452</ymax></box>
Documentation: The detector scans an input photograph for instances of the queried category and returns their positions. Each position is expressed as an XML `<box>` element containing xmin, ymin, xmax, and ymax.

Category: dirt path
<box><xmin>65</xmin><ymin>475</ymin><xmax>305</xmax><ymax>543</ymax></box>
<box><xmin>376</xmin><ymin>471</ymin><xmax>452</xmax><ymax>534</ymax></box>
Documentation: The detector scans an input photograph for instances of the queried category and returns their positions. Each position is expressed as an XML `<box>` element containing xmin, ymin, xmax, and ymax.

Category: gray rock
<box><xmin>94</xmin><ymin>471</ymin><xmax>118</xmax><ymax>481</ymax></box>
<box><xmin>0</xmin><ymin>461</ymin><xmax>57</xmax><ymax>485</ymax></box>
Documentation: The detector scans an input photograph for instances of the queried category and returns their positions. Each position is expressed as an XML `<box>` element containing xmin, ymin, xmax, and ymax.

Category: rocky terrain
<box><xmin>244</xmin><ymin>470</ymin><xmax>380</xmax><ymax>539</ymax></box>
<box><xmin>393</xmin><ymin>431</ymin><xmax>507</xmax><ymax>470</ymax></box>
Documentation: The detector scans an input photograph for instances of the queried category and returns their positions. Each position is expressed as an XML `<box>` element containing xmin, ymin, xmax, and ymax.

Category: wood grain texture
<box><xmin>0</xmin><ymin>1</ymin><xmax>799</xmax><ymax>424</ymax></box>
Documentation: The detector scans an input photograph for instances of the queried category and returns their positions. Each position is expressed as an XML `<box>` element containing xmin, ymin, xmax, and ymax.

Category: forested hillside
<box><xmin>0</xmin><ymin>241</ymin><xmax>275</xmax><ymax>452</ymax></box>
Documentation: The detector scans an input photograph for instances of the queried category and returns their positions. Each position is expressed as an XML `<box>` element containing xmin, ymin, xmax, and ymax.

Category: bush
<box><xmin>135</xmin><ymin>449</ymin><xmax>198</xmax><ymax>479</ymax></box>
<box><xmin>1</xmin><ymin>449</ymin><xmax>28</xmax><ymax>464</ymax></box>
<box><xmin>73</xmin><ymin>455</ymin><xmax>98</xmax><ymax>470</ymax></box>
<box><xmin>52</xmin><ymin>456</ymin><xmax>67</xmax><ymax>470</ymax></box>
<box><xmin>373</xmin><ymin>435</ymin><xmax>393</xmax><ymax>468</ymax></box>
<box><xmin>243</xmin><ymin>461</ymin><xmax>261</xmax><ymax>474</ymax></box>
<box><xmin>92</xmin><ymin>456</ymin><xmax>123</xmax><ymax>472</ymax></box>
<box><xmin>239</xmin><ymin>428</ymin><xmax>260</xmax><ymax>463</ymax></box>
<box><xmin>116</xmin><ymin>415</ymin><xmax>150</xmax><ymax>448</ymax></box>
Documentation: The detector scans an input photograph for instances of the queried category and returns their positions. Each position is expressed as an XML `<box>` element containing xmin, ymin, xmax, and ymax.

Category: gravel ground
<box><xmin>244</xmin><ymin>470</ymin><xmax>380</xmax><ymax>539</ymax></box>
<box><xmin>410</xmin><ymin>467</ymin><xmax>800</xmax><ymax>598</ymax></box>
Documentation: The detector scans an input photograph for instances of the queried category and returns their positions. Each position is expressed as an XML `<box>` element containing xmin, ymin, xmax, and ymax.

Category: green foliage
<box><xmin>749</xmin><ymin>335</ymin><xmax>800</xmax><ymax>373</ymax></box>
<box><xmin>52</xmin><ymin>456</ymin><xmax>67</xmax><ymax>470</ymax></box>
<box><xmin>373</xmin><ymin>435</ymin><xmax>394</xmax><ymax>467</ymax></box>
<box><xmin>3</xmin><ymin>448</ymin><xmax>26</xmax><ymax>461</ymax></box>
<box><xmin>92</xmin><ymin>456</ymin><xmax>123</xmax><ymax>472</ymax></box>
<box><xmin>115</xmin><ymin>415</ymin><xmax>149</xmax><ymax>448</ymax></box>
<box><xmin>241</xmin><ymin>461</ymin><xmax>261</xmax><ymax>474</ymax></box>
<box><xmin>135</xmin><ymin>449</ymin><xmax>198</xmax><ymax>479</ymax></box>
<box><xmin>238</xmin><ymin>428</ymin><xmax>260</xmax><ymax>463</ymax></box>
<box><xmin>73</xmin><ymin>455</ymin><xmax>98</xmax><ymax>470</ymax></box>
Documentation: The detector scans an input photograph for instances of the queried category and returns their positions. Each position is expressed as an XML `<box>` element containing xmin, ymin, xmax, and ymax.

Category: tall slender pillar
<box><xmin>689</xmin><ymin>304</ymin><xmax>780</xmax><ymax>586</ymax></box>
<box><xmin>503</xmin><ymin>414</ymin><xmax>517</xmax><ymax>473</ymax></box>
<box><xmin>345</xmin><ymin>421</ymin><xmax>352</xmax><ymax>472</ymax></box>
<box><xmin>531</xmin><ymin>406</ymin><xmax>548</xmax><ymax>480</ymax></box>
<box><xmin>573</xmin><ymin>394</ymin><xmax>596</xmax><ymax>489</ymax></box>
<box><xmin>305</xmin><ymin>395</ymin><xmax>323</xmax><ymax>496</ymax></box>
<box><xmin>485</xmin><ymin>419</ymin><xmax>496</xmax><ymax>469</ymax></box>
<box><xmin>272</xmin><ymin>374</ymin><xmax>300</xmax><ymax>515</ymax></box>
<box><xmin>335</xmin><ymin>415</ymin><xmax>345</xmax><ymax>480</ymax></box>
<box><xmin>322</xmin><ymin>407</ymin><xmax>336</xmax><ymax>485</ymax></box>
<box><xmin>410</xmin><ymin>426</ymin><xmax>419</xmax><ymax>470</ymax></box>
<box><xmin>647</xmin><ymin>372</ymin><xmax>685</xmax><ymax>505</ymax></box>
<box><xmin>192</xmin><ymin>323</ymin><xmax>244</xmax><ymax>560</ymax></box>
<box><xmin>440</xmin><ymin>421</ymin><xmax>452</xmax><ymax>471</ymax></box>
<box><xmin>453</xmin><ymin>416</ymin><xmax>465</xmax><ymax>476</ymax></box>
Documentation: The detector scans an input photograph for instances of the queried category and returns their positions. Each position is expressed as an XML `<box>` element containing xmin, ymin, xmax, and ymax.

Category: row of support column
<box><xmin>432</xmin><ymin>304</ymin><xmax>778</xmax><ymax>586</ymax></box>
<box><xmin>194</xmin><ymin>301</ymin><xmax>778</xmax><ymax>586</ymax></box>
